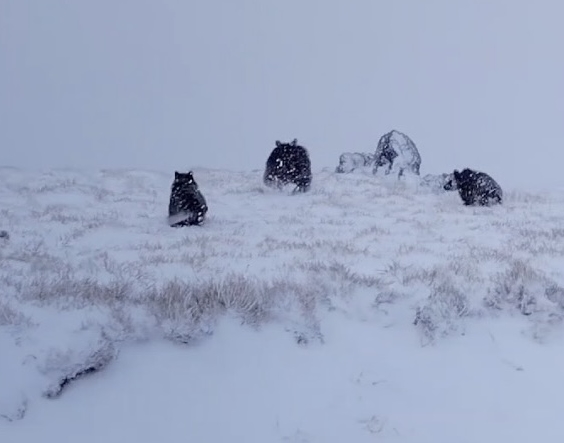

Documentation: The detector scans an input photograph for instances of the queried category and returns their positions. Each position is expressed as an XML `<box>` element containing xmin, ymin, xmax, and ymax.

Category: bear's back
<box><xmin>169</xmin><ymin>174</ymin><xmax>207</xmax><ymax>215</ymax></box>
<box><xmin>456</xmin><ymin>168</ymin><xmax>502</xmax><ymax>205</ymax></box>
<box><xmin>264</xmin><ymin>141</ymin><xmax>312</xmax><ymax>192</ymax></box>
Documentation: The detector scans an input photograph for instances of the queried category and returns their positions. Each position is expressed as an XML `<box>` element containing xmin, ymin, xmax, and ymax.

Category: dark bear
<box><xmin>335</xmin><ymin>152</ymin><xmax>374</xmax><ymax>173</ymax></box>
<box><xmin>263</xmin><ymin>139</ymin><xmax>312</xmax><ymax>193</ymax></box>
<box><xmin>167</xmin><ymin>171</ymin><xmax>208</xmax><ymax>227</ymax></box>
<box><xmin>373</xmin><ymin>130</ymin><xmax>421</xmax><ymax>178</ymax></box>
<box><xmin>443</xmin><ymin>168</ymin><xmax>502</xmax><ymax>206</ymax></box>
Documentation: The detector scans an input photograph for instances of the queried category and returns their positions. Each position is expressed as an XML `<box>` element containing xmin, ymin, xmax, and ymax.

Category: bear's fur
<box><xmin>335</xmin><ymin>152</ymin><xmax>374</xmax><ymax>173</ymax></box>
<box><xmin>263</xmin><ymin>139</ymin><xmax>312</xmax><ymax>193</ymax></box>
<box><xmin>444</xmin><ymin>168</ymin><xmax>502</xmax><ymax>206</ymax></box>
<box><xmin>373</xmin><ymin>130</ymin><xmax>421</xmax><ymax>178</ymax></box>
<box><xmin>168</xmin><ymin>171</ymin><xmax>208</xmax><ymax>227</ymax></box>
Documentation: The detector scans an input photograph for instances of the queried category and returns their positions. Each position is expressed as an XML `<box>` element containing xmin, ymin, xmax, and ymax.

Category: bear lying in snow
<box><xmin>263</xmin><ymin>139</ymin><xmax>312</xmax><ymax>193</ymax></box>
<box><xmin>443</xmin><ymin>168</ymin><xmax>503</xmax><ymax>206</ymax></box>
<box><xmin>168</xmin><ymin>171</ymin><xmax>208</xmax><ymax>227</ymax></box>
<box><xmin>373</xmin><ymin>130</ymin><xmax>421</xmax><ymax>178</ymax></box>
<box><xmin>335</xmin><ymin>152</ymin><xmax>374</xmax><ymax>173</ymax></box>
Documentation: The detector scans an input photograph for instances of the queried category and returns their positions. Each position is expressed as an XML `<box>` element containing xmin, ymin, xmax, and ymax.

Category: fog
<box><xmin>1</xmin><ymin>1</ymin><xmax>563</xmax><ymax>189</ymax></box>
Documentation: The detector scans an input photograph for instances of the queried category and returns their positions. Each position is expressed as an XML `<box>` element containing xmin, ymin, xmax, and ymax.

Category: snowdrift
<box><xmin>2</xmin><ymin>167</ymin><xmax>564</xmax><ymax>441</ymax></box>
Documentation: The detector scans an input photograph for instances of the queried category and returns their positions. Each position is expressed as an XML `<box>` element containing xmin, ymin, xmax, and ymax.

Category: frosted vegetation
<box><xmin>2</xmin><ymin>166</ymin><xmax>564</xmax><ymax>424</ymax></box>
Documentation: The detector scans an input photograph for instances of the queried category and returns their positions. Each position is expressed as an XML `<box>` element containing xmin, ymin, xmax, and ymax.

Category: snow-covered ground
<box><xmin>2</xmin><ymin>166</ymin><xmax>564</xmax><ymax>442</ymax></box>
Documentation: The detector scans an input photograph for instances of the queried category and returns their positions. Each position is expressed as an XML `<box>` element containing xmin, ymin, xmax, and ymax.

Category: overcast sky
<box><xmin>1</xmin><ymin>1</ymin><xmax>563</xmax><ymax>188</ymax></box>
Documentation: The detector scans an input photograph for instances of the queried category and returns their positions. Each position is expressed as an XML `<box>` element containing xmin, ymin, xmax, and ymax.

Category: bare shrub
<box><xmin>373</xmin><ymin>289</ymin><xmax>409</xmax><ymax>312</ymax></box>
<box><xmin>298</xmin><ymin>261</ymin><xmax>384</xmax><ymax>289</ymax></box>
<box><xmin>401</xmin><ymin>266</ymin><xmax>439</xmax><ymax>286</ymax></box>
<box><xmin>443</xmin><ymin>257</ymin><xmax>484</xmax><ymax>284</ymax></box>
<box><xmin>414</xmin><ymin>276</ymin><xmax>471</xmax><ymax>344</ymax></box>
<box><xmin>48</xmin><ymin>212</ymin><xmax>81</xmax><ymax>224</ymax></box>
<box><xmin>467</xmin><ymin>246</ymin><xmax>513</xmax><ymax>263</ymax></box>
<box><xmin>518</xmin><ymin>227</ymin><xmax>564</xmax><ymax>241</ymax></box>
<box><xmin>0</xmin><ymin>301</ymin><xmax>33</xmax><ymax>327</ymax></box>
<box><xmin>33</xmin><ymin>178</ymin><xmax>78</xmax><ymax>193</ymax></box>
<box><xmin>259</xmin><ymin>237</ymin><xmax>366</xmax><ymax>255</ymax></box>
<box><xmin>508</xmin><ymin>236</ymin><xmax>564</xmax><ymax>256</ymax></box>
<box><xmin>179</xmin><ymin>251</ymin><xmax>209</xmax><ymax>269</ymax></box>
<box><xmin>140</xmin><ymin>253</ymin><xmax>176</xmax><ymax>265</ymax></box>
<box><xmin>132</xmin><ymin>241</ymin><xmax>164</xmax><ymax>251</ymax></box>
<box><xmin>145</xmin><ymin>275</ymin><xmax>267</xmax><ymax>343</ymax></box>
<box><xmin>279</xmin><ymin>215</ymin><xmax>306</xmax><ymax>225</ymax></box>
<box><xmin>486</xmin><ymin>260</ymin><xmax>564</xmax><ymax>317</ymax></box>
<box><xmin>19</xmin><ymin>273</ymin><xmax>133</xmax><ymax>309</ymax></box>
<box><xmin>144</xmin><ymin>273</ymin><xmax>328</xmax><ymax>345</ymax></box>
<box><xmin>354</xmin><ymin>225</ymin><xmax>391</xmax><ymax>238</ymax></box>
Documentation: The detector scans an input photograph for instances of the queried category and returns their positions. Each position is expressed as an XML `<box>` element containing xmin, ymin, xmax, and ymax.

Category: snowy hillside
<box><xmin>2</xmin><ymin>166</ymin><xmax>564</xmax><ymax>442</ymax></box>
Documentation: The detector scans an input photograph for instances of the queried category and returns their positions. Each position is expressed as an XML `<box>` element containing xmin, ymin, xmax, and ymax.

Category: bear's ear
<box><xmin>275</xmin><ymin>140</ymin><xmax>281</xmax><ymax>147</ymax></box>
<box><xmin>453</xmin><ymin>170</ymin><xmax>460</xmax><ymax>179</ymax></box>
<box><xmin>292</xmin><ymin>138</ymin><xmax>297</xmax><ymax>146</ymax></box>
<box><xmin>175</xmin><ymin>171</ymin><xmax>180</xmax><ymax>179</ymax></box>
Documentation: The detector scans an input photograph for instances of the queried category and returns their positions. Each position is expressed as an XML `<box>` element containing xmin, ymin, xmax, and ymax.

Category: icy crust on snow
<box><xmin>2</xmin><ymin>167</ymin><xmax>564</xmax><ymax>423</ymax></box>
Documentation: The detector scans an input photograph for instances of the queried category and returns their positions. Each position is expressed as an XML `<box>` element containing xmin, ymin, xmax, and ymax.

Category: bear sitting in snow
<box><xmin>263</xmin><ymin>139</ymin><xmax>312</xmax><ymax>193</ymax></box>
<box><xmin>373</xmin><ymin>130</ymin><xmax>421</xmax><ymax>178</ymax></box>
<box><xmin>443</xmin><ymin>168</ymin><xmax>503</xmax><ymax>206</ymax></box>
<box><xmin>335</xmin><ymin>152</ymin><xmax>374</xmax><ymax>173</ymax></box>
<box><xmin>168</xmin><ymin>171</ymin><xmax>208</xmax><ymax>227</ymax></box>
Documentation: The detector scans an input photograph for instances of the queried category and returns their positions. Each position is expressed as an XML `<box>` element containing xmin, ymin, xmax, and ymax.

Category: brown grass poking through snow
<box><xmin>2</xmin><ymin>167</ymin><xmax>564</xmax><ymax>345</ymax></box>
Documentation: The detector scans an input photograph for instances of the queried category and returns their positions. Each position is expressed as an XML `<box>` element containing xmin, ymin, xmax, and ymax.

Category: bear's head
<box><xmin>175</xmin><ymin>171</ymin><xmax>194</xmax><ymax>183</ymax></box>
<box><xmin>275</xmin><ymin>139</ymin><xmax>299</xmax><ymax>148</ymax></box>
<box><xmin>173</xmin><ymin>171</ymin><xmax>199</xmax><ymax>191</ymax></box>
<box><xmin>454</xmin><ymin>169</ymin><xmax>475</xmax><ymax>185</ymax></box>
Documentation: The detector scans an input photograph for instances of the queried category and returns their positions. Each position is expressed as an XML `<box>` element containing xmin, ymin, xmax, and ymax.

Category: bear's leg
<box><xmin>461</xmin><ymin>193</ymin><xmax>474</xmax><ymax>205</ymax></box>
<box><xmin>195</xmin><ymin>211</ymin><xmax>206</xmax><ymax>225</ymax></box>
<box><xmin>488</xmin><ymin>193</ymin><xmax>502</xmax><ymax>205</ymax></box>
<box><xmin>171</xmin><ymin>219</ymin><xmax>190</xmax><ymax>228</ymax></box>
